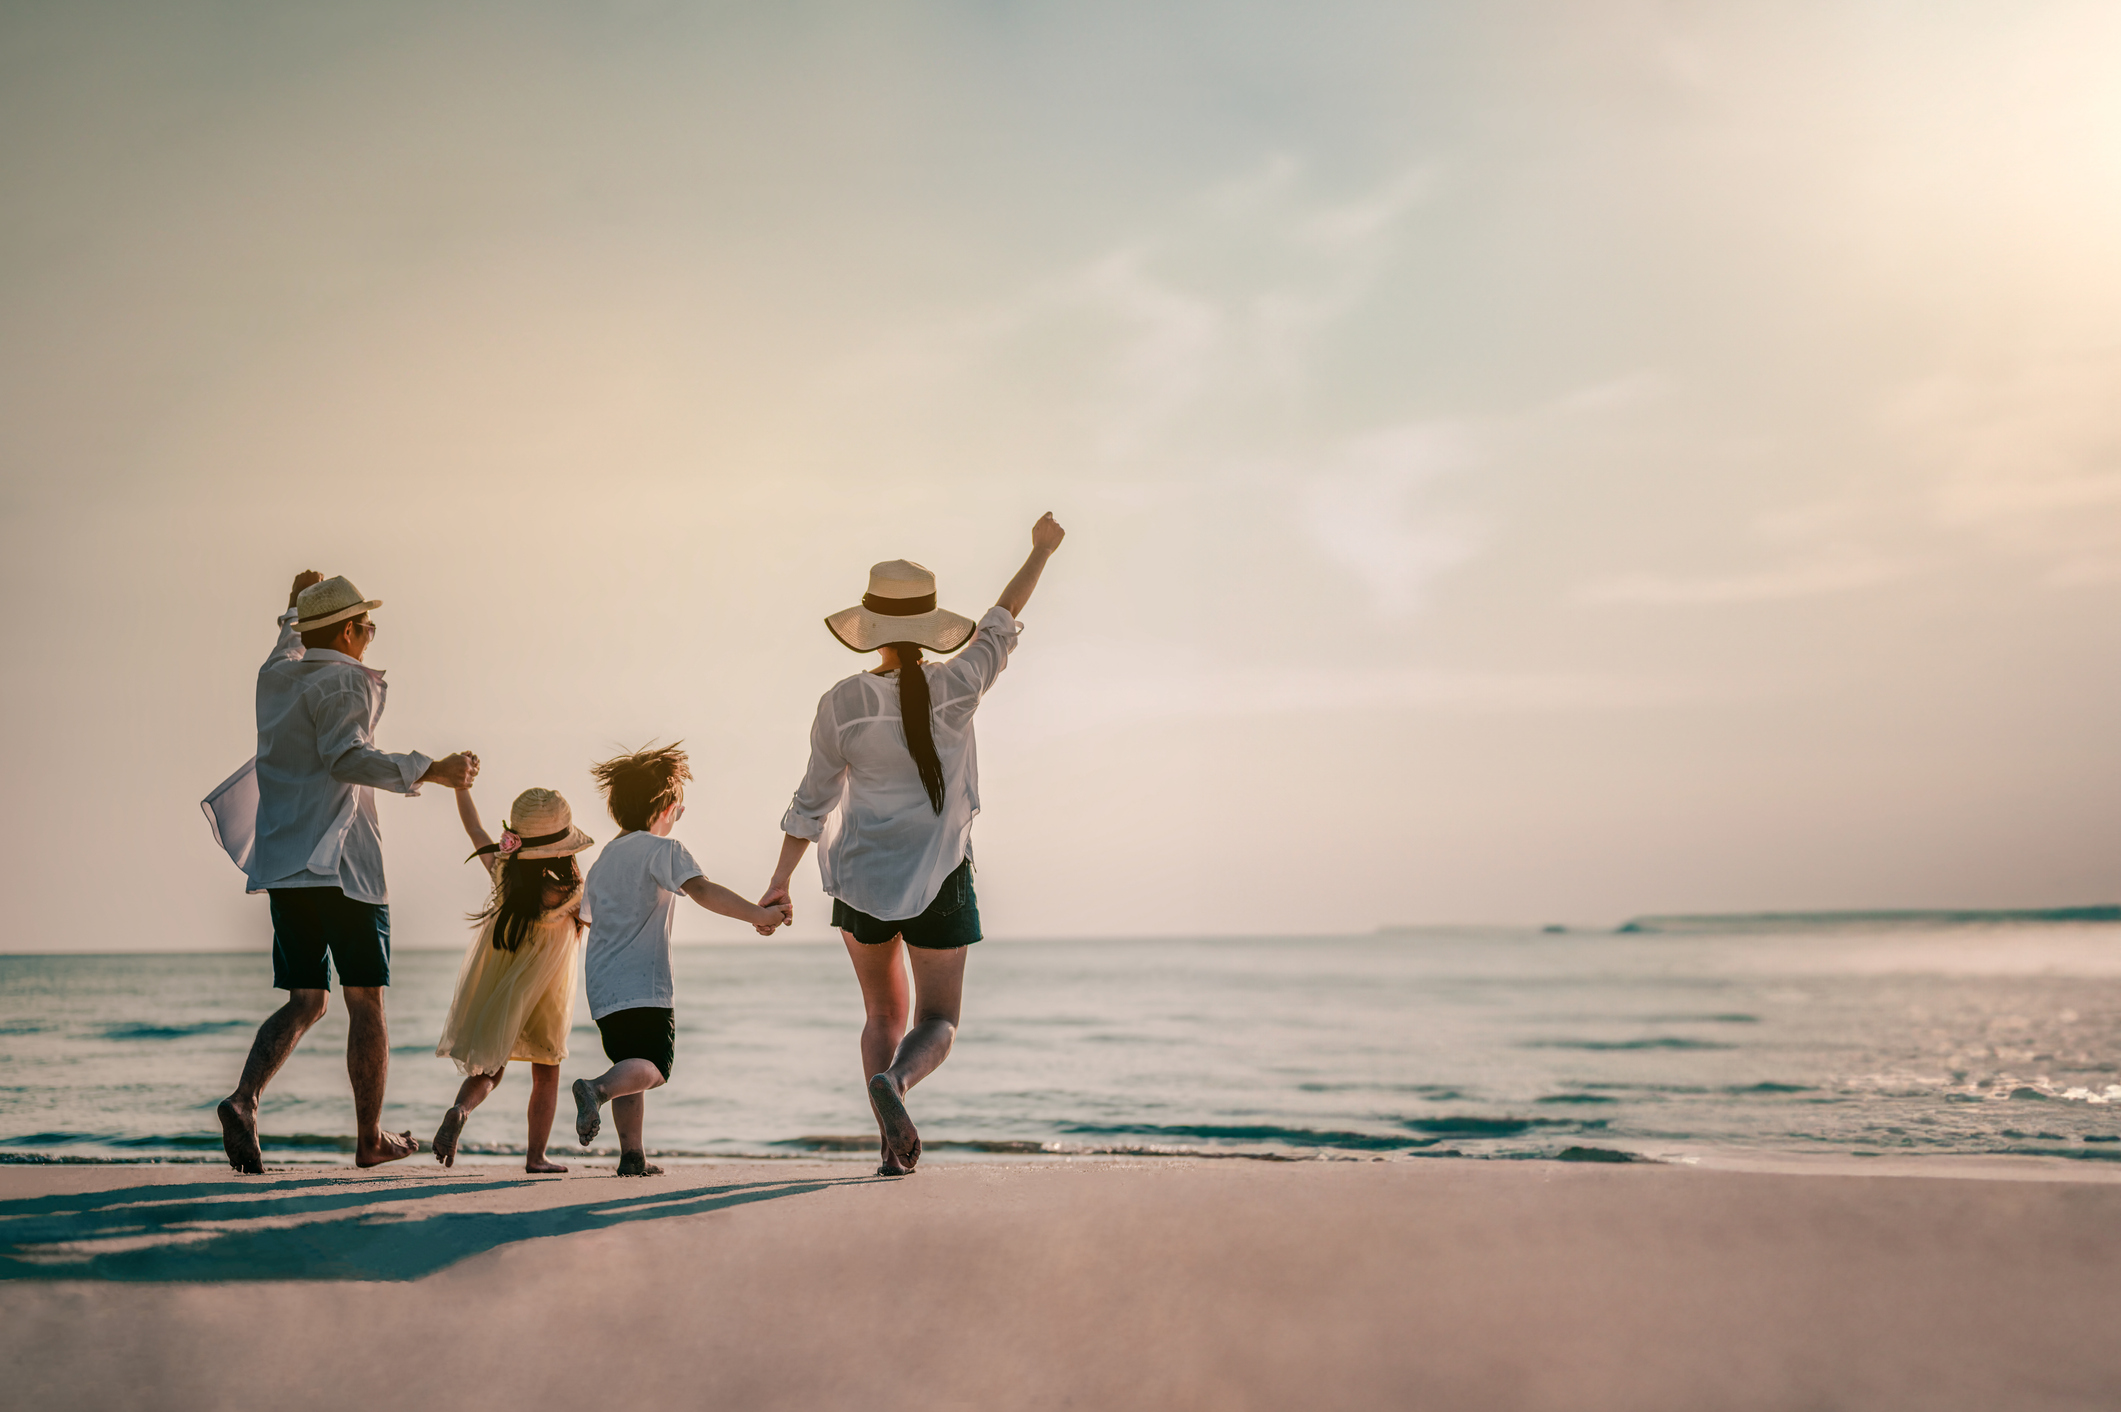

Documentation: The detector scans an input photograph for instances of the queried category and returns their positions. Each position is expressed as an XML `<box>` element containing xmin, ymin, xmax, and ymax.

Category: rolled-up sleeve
<box><xmin>939</xmin><ymin>606</ymin><xmax>1021</xmax><ymax>697</ymax></box>
<box><xmin>315</xmin><ymin>681</ymin><xmax>432</xmax><ymax>794</ymax></box>
<box><xmin>778</xmin><ymin>692</ymin><xmax>847</xmax><ymax>841</ymax></box>
<box><xmin>262</xmin><ymin>610</ymin><xmax>303</xmax><ymax>669</ymax></box>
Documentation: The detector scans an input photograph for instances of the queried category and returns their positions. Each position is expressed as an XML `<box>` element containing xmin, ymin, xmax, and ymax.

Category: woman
<box><xmin>763</xmin><ymin>513</ymin><xmax>1066</xmax><ymax>1175</ymax></box>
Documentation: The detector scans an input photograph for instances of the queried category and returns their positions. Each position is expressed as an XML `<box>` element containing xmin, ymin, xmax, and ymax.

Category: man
<box><xmin>216</xmin><ymin>570</ymin><xmax>479</xmax><ymax>1173</ymax></box>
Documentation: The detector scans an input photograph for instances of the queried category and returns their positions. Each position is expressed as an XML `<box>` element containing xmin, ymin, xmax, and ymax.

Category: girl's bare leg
<box><xmin>842</xmin><ymin>931</ymin><xmax>912</xmax><ymax>1173</ymax></box>
<box><xmin>434</xmin><ymin>1068</ymin><xmax>501</xmax><ymax>1168</ymax></box>
<box><xmin>525</xmin><ymin>1063</ymin><xmax>565</xmax><ymax>1173</ymax></box>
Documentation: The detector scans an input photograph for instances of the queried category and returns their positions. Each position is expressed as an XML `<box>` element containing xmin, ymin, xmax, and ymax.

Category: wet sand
<box><xmin>3</xmin><ymin>1158</ymin><xmax>2119</xmax><ymax>1411</ymax></box>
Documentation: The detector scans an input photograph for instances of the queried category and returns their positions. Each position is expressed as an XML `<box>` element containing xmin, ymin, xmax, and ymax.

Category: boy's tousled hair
<box><xmin>590</xmin><ymin>742</ymin><xmax>692</xmax><ymax>832</ymax></box>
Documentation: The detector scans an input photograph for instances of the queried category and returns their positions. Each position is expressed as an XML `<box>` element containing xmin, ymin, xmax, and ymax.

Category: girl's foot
<box><xmin>616</xmin><ymin>1150</ymin><xmax>663</xmax><ymax>1177</ymax></box>
<box><xmin>868</xmin><ymin>1074</ymin><xmax>921</xmax><ymax>1172</ymax></box>
<box><xmin>432</xmin><ymin>1107</ymin><xmax>468</xmax><ymax>1168</ymax></box>
<box><xmin>525</xmin><ymin>1156</ymin><xmax>568</xmax><ymax>1174</ymax></box>
<box><xmin>571</xmin><ymin>1079</ymin><xmax>602</xmax><ymax>1146</ymax></box>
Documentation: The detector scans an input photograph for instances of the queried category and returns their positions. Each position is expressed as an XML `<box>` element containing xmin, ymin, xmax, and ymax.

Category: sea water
<box><xmin>4</xmin><ymin>925</ymin><xmax>2120</xmax><ymax>1166</ymax></box>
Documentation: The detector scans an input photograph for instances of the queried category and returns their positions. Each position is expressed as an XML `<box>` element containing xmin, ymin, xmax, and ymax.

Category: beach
<box><xmin>6</xmin><ymin>1157</ymin><xmax>2120</xmax><ymax>1410</ymax></box>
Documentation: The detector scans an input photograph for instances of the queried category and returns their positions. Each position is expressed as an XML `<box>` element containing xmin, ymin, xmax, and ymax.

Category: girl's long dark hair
<box><xmin>470</xmin><ymin>855</ymin><xmax>584</xmax><ymax>952</ymax></box>
<box><xmin>891</xmin><ymin>642</ymin><xmax>945</xmax><ymax>813</ymax></box>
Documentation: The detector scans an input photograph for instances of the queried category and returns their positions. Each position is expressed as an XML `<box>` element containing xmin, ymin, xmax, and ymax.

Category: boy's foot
<box><xmin>525</xmin><ymin>1157</ymin><xmax>568</xmax><ymax>1174</ymax></box>
<box><xmin>616</xmin><ymin>1150</ymin><xmax>663</xmax><ymax>1177</ymax></box>
<box><xmin>217</xmin><ymin>1098</ymin><xmax>263</xmax><ymax>1175</ymax></box>
<box><xmin>868</xmin><ymin>1074</ymin><xmax>921</xmax><ymax>1172</ymax></box>
<box><xmin>355</xmin><ymin>1130</ymin><xmax>419</xmax><ymax>1168</ymax></box>
<box><xmin>876</xmin><ymin>1138</ymin><xmax>910</xmax><ymax>1177</ymax></box>
<box><xmin>433</xmin><ymin>1106</ymin><xmax>467</xmax><ymax>1168</ymax></box>
<box><xmin>572</xmin><ymin>1079</ymin><xmax>602</xmax><ymax>1146</ymax></box>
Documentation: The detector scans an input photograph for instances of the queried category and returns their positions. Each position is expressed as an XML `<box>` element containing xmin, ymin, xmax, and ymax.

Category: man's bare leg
<box><xmin>433</xmin><ymin>1068</ymin><xmax>500</xmax><ymax>1168</ymax></box>
<box><xmin>525</xmin><ymin>1063</ymin><xmax>566</xmax><ymax>1173</ymax></box>
<box><xmin>219</xmin><ymin>989</ymin><xmax>329</xmax><ymax>1174</ymax></box>
<box><xmin>871</xmin><ymin>945</ymin><xmax>968</xmax><ymax>1173</ymax></box>
<box><xmin>344</xmin><ymin>986</ymin><xmax>417</xmax><ymax>1167</ymax></box>
<box><xmin>841</xmin><ymin>932</ymin><xmax>912</xmax><ymax>1174</ymax></box>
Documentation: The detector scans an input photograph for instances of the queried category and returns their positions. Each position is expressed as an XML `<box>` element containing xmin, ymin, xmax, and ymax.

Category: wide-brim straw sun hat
<box><xmin>492</xmin><ymin>787</ymin><xmax>595</xmax><ymax>861</ymax></box>
<box><xmin>824</xmin><ymin>559</ymin><xmax>977</xmax><ymax>654</ymax></box>
<box><xmin>293</xmin><ymin>575</ymin><xmax>383</xmax><ymax>633</ymax></box>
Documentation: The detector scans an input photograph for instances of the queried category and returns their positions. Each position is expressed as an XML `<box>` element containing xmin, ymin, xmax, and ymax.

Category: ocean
<box><xmin>5</xmin><ymin>924</ymin><xmax>2121</xmax><ymax>1167</ymax></box>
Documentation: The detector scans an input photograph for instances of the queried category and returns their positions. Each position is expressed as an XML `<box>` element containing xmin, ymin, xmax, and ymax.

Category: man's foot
<box><xmin>355</xmin><ymin>1130</ymin><xmax>419</xmax><ymax>1168</ymax></box>
<box><xmin>525</xmin><ymin>1157</ymin><xmax>568</xmax><ymax>1174</ymax></box>
<box><xmin>616</xmin><ymin>1150</ymin><xmax>663</xmax><ymax>1177</ymax></box>
<box><xmin>572</xmin><ymin>1079</ymin><xmax>602</xmax><ymax>1146</ymax></box>
<box><xmin>432</xmin><ymin>1107</ymin><xmax>467</xmax><ymax>1168</ymax></box>
<box><xmin>868</xmin><ymin>1074</ymin><xmax>920</xmax><ymax>1172</ymax></box>
<box><xmin>217</xmin><ymin>1098</ymin><xmax>263</xmax><ymax>1175</ymax></box>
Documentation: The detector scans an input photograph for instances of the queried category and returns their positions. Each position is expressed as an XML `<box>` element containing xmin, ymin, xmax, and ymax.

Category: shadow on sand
<box><xmin>0</xmin><ymin>1172</ymin><xmax>861</xmax><ymax>1283</ymax></box>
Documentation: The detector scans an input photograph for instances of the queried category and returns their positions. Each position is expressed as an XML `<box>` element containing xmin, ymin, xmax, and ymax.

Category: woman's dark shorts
<box><xmin>596</xmin><ymin>1007</ymin><xmax>676</xmax><ymax>1080</ymax></box>
<box><xmin>832</xmin><ymin>859</ymin><xmax>981</xmax><ymax>950</ymax></box>
<box><xmin>269</xmin><ymin>887</ymin><xmax>391</xmax><ymax>991</ymax></box>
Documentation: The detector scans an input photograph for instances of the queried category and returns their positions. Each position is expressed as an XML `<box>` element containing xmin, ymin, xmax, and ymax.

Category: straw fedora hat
<box><xmin>824</xmin><ymin>560</ymin><xmax>977</xmax><ymax>654</ymax></box>
<box><xmin>479</xmin><ymin>788</ymin><xmax>595</xmax><ymax>863</ymax></box>
<box><xmin>293</xmin><ymin>575</ymin><xmax>383</xmax><ymax>633</ymax></box>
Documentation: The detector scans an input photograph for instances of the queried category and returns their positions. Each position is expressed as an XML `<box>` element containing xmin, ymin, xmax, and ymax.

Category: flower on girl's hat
<box><xmin>498</xmin><ymin>829</ymin><xmax>523</xmax><ymax>856</ymax></box>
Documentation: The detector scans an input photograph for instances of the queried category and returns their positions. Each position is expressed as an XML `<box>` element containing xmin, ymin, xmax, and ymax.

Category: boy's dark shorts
<box><xmin>596</xmin><ymin>1007</ymin><xmax>676</xmax><ymax>1080</ymax></box>
<box><xmin>269</xmin><ymin>887</ymin><xmax>391</xmax><ymax>991</ymax></box>
<box><xmin>831</xmin><ymin>858</ymin><xmax>981</xmax><ymax>950</ymax></box>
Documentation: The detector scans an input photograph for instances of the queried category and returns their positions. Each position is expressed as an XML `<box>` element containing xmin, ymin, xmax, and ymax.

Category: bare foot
<box><xmin>432</xmin><ymin>1106</ymin><xmax>467</xmax><ymax>1168</ymax></box>
<box><xmin>616</xmin><ymin>1150</ymin><xmax>663</xmax><ymax>1177</ymax></box>
<box><xmin>876</xmin><ymin>1136</ymin><xmax>910</xmax><ymax>1177</ymax></box>
<box><xmin>572</xmin><ymin>1078</ymin><xmax>602</xmax><ymax>1146</ymax></box>
<box><xmin>868</xmin><ymin>1074</ymin><xmax>920</xmax><ymax>1172</ymax></box>
<box><xmin>217</xmin><ymin>1098</ymin><xmax>263</xmax><ymax>1175</ymax></box>
<box><xmin>525</xmin><ymin>1157</ymin><xmax>568</xmax><ymax>1174</ymax></box>
<box><xmin>355</xmin><ymin>1129</ymin><xmax>419</xmax><ymax>1168</ymax></box>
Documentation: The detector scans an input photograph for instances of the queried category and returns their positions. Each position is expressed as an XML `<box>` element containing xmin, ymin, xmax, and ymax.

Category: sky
<box><xmin>2</xmin><ymin>0</ymin><xmax>2117</xmax><ymax>951</ymax></box>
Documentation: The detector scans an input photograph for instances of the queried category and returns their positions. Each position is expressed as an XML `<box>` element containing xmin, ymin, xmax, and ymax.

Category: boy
<box><xmin>572</xmin><ymin>743</ymin><xmax>790</xmax><ymax>1175</ymax></box>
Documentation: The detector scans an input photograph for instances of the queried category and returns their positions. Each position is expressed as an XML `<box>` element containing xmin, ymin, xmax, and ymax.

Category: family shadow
<box><xmin>0</xmin><ymin>1171</ymin><xmax>865</xmax><ymax>1283</ymax></box>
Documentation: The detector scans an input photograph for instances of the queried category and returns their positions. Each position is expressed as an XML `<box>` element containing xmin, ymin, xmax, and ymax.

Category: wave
<box><xmin>101</xmin><ymin>1020</ymin><xmax>250</xmax><ymax>1042</ymax></box>
<box><xmin>1524</xmin><ymin>1038</ymin><xmax>1737</xmax><ymax>1051</ymax></box>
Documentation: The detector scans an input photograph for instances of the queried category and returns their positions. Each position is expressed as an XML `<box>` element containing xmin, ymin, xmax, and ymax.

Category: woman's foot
<box><xmin>432</xmin><ymin>1106</ymin><xmax>468</xmax><ymax>1168</ymax></box>
<box><xmin>868</xmin><ymin>1074</ymin><xmax>921</xmax><ymax>1172</ymax></box>
<box><xmin>572</xmin><ymin>1078</ymin><xmax>602</xmax><ymax>1146</ymax></box>
<box><xmin>616</xmin><ymin>1150</ymin><xmax>663</xmax><ymax>1177</ymax></box>
<box><xmin>525</xmin><ymin>1156</ymin><xmax>568</xmax><ymax>1174</ymax></box>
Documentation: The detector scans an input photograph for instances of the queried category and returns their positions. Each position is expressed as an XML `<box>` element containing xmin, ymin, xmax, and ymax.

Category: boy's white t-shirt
<box><xmin>581</xmin><ymin>831</ymin><xmax>705</xmax><ymax>1021</ymax></box>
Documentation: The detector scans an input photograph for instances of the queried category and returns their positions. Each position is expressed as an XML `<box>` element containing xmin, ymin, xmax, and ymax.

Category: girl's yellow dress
<box><xmin>434</xmin><ymin>884</ymin><xmax>583</xmax><ymax>1076</ymax></box>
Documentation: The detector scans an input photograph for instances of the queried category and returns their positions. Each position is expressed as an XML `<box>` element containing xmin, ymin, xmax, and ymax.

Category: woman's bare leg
<box><xmin>841</xmin><ymin>931</ymin><xmax>912</xmax><ymax>1173</ymax></box>
<box><xmin>434</xmin><ymin>1068</ymin><xmax>501</xmax><ymax>1168</ymax></box>
<box><xmin>525</xmin><ymin>1063</ymin><xmax>565</xmax><ymax>1173</ymax></box>
<box><xmin>869</xmin><ymin>944</ymin><xmax>968</xmax><ymax>1173</ymax></box>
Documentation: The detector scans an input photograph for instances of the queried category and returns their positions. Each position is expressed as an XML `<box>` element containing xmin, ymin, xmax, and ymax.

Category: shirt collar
<box><xmin>304</xmin><ymin>648</ymin><xmax>386</xmax><ymax>680</ymax></box>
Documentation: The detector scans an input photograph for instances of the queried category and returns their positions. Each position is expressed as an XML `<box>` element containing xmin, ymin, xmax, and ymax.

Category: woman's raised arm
<box><xmin>995</xmin><ymin>512</ymin><xmax>1065</xmax><ymax>618</ymax></box>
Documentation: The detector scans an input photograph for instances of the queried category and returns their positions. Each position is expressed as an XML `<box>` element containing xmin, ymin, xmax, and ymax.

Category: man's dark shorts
<box><xmin>269</xmin><ymin>887</ymin><xmax>391</xmax><ymax>991</ymax></box>
<box><xmin>597</xmin><ymin>1007</ymin><xmax>676</xmax><ymax>1081</ymax></box>
<box><xmin>831</xmin><ymin>857</ymin><xmax>981</xmax><ymax>950</ymax></box>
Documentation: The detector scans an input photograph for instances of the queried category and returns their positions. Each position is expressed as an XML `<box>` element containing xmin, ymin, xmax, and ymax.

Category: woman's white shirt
<box><xmin>781</xmin><ymin>605</ymin><xmax>1021</xmax><ymax>922</ymax></box>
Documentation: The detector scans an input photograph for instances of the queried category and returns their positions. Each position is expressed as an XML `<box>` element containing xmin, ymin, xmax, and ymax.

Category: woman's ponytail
<box><xmin>892</xmin><ymin>643</ymin><xmax>946</xmax><ymax>813</ymax></box>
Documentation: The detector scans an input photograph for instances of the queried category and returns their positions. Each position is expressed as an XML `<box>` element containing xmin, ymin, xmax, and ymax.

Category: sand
<box><xmin>3</xmin><ymin>1157</ymin><xmax>2120</xmax><ymax>1411</ymax></box>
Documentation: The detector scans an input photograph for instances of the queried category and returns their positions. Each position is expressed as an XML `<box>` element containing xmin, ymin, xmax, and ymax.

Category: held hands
<box><xmin>752</xmin><ymin>898</ymin><xmax>794</xmax><ymax>936</ymax></box>
<box><xmin>421</xmin><ymin>751</ymin><xmax>480</xmax><ymax>789</ymax></box>
<box><xmin>288</xmin><ymin>569</ymin><xmax>324</xmax><ymax>608</ymax></box>
<box><xmin>1031</xmin><ymin>511</ymin><xmax>1065</xmax><ymax>555</ymax></box>
<box><xmin>754</xmin><ymin>881</ymin><xmax>793</xmax><ymax>937</ymax></box>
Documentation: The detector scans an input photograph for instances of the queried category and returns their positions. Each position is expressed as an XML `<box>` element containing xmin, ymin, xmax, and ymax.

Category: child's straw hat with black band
<box><xmin>824</xmin><ymin>559</ymin><xmax>977</xmax><ymax>654</ymax></box>
<box><xmin>468</xmin><ymin>788</ymin><xmax>595</xmax><ymax>863</ymax></box>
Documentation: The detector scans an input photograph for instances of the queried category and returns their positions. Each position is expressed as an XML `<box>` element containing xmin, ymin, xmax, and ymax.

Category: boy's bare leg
<box><xmin>345</xmin><ymin>987</ymin><xmax>417</xmax><ymax>1167</ymax></box>
<box><xmin>218</xmin><ymin>989</ymin><xmax>329</xmax><ymax>1174</ymax></box>
<box><xmin>583</xmin><ymin>1060</ymin><xmax>666</xmax><ymax>1175</ymax></box>
<box><xmin>433</xmin><ymin>1069</ymin><xmax>500</xmax><ymax>1168</ymax></box>
<box><xmin>841</xmin><ymin>932</ymin><xmax>912</xmax><ymax>1174</ymax></box>
<box><xmin>525</xmin><ymin>1063</ymin><xmax>566</xmax><ymax>1172</ymax></box>
<box><xmin>574</xmin><ymin>1058</ymin><xmax>662</xmax><ymax>1153</ymax></box>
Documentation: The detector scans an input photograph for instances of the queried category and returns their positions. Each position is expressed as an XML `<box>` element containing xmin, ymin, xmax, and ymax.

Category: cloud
<box><xmin>1301</xmin><ymin>422</ymin><xmax>1484</xmax><ymax>614</ymax></box>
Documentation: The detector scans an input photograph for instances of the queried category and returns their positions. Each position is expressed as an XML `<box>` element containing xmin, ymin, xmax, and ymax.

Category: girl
<box><xmin>762</xmin><ymin>512</ymin><xmax>1065</xmax><ymax>1175</ymax></box>
<box><xmin>432</xmin><ymin>785</ymin><xmax>595</xmax><ymax>1171</ymax></box>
